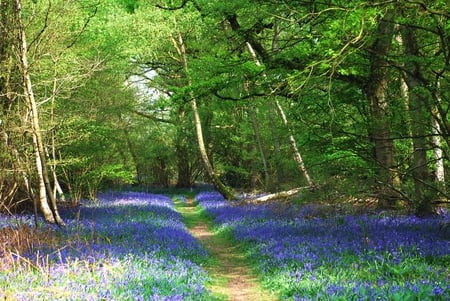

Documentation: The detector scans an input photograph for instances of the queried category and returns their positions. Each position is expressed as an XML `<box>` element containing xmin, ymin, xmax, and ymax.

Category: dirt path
<box><xmin>175</xmin><ymin>199</ymin><xmax>277</xmax><ymax>301</ymax></box>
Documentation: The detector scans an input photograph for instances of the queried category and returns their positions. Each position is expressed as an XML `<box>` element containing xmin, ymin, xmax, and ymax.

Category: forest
<box><xmin>1</xmin><ymin>0</ymin><xmax>449</xmax><ymax>219</ymax></box>
<box><xmin>0</xmin><ymin>0</ymin><xmax>449</xmax><ymax>300</ymax></box>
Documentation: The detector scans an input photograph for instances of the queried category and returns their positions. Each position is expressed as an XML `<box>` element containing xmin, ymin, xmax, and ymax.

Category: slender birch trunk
<box><xmin>31</xmin><ymin>132</ymin><xmax>55</xmax><ymax>223</ymax></box>
<box><xmin>432</xmin><ymin>119</ymin><xmax>445</xmax><ymax>183</ymax></box>
<box><xmin>273</xmin><ymin>100</ymin><xmax>314</xmax><ymax>186</ymax></box>
<box><xmin>249</xmin><ymin>106</ymin><xmax>270</xmax><ymax>189</ymax></box>
<box><xmin>172</xmin><ymin>33</ymin><xmax>235</xmax><ymax>200</ymax></box>
<box><xmin>432</xmin><ymin>81</ymin><xmax>445</xmax><ymax>185</ymax></box>
<box><xmin>49</xmin><ymin>59</ymin><xmax>66</xmax><ymax>203</ymax></box>
<box><xmin>15</xmin><ymin>0</ymin><xmax>64</xmax><ymax>225</ymax></box>
<box><xmin>245</xmin><ymin>41</ymin><xmax>314</xmax><ymax>186</ymax></box>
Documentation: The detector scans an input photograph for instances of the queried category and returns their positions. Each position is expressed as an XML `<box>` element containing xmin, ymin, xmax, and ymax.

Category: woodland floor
<box><xmin>175</xmin><ymin>199</ymin><xmax>277</xmax><ymax>301</ymax></box>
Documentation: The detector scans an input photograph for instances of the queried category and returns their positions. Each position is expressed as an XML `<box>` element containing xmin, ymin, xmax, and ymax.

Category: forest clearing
<box><xmin>0</xmin><ymin>191</ymin><xmax>448</xmax><ymax>300</ymax></box>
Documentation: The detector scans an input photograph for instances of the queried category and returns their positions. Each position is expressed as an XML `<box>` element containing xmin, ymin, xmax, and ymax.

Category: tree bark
<box><xmin>172</xmin><ymin>33</ymin><xmax>235</xmax><ymax>200</ymax></box>
<box><xmin>31</xmin><ymin>132</ymin><xmax>56</xmax><ymax>223</ymax></box>
<box><xmin>363</xmin><ymin>9</ymin><xmax>399</xmax><ymax>206</ymax></box>
<box><xmin>249</xmin><ymin>106</ymin><xmax>270</xmax><ymax>189</ymax></box>
<box><xmin>401</xmin><ymin>25</ymin><xmax>433</xmax><ymax>216</ymax></box>
<box><xmin>175</xmin><ymin>107</ymin><xmax>195</xmax><ymax>188</ymax></box>
<box><xmin>14</xmin><ymin>0</ymin><xmax>64</xmax><ymax>225</ymax></box>
<box><xmin>244</xmin><ymin>41</ymin><xmax>314</xmax><ymax>186</ymax></box>
<box><xmin>432</xmin><ymin>91</ymin><xmax>445</xmax><ymax>185</ymax></box>
<box><xmin>431</xmin><ymin>80</ymin><xmax>445</xmax><ymax>186</ymax></box>
<box><xmin>248</xmin><ymin>187</ymin><xmax>309</xmax><ymax>203</ymax></box>
<box><xmin>432</xmin><ymin>118</ymin><xmax>445</xmax><ymax>183</ymax></box>
<box><xmin>49</xmin><ymin>59</ymin><xmax>66</xmax><ymax>203</ymax></box>
<box><xmin>191</xmin><ymin>97</ymin><xmax>234</xmax><ymax>199</ymax></box>
<box><xmin>274</xmin><ymin>100</ymin><xmax>314</xmax><ymax>186</ymax></box>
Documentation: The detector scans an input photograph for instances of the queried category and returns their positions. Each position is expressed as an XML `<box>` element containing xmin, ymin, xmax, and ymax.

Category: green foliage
<box><xmin>2</xmin><ymin>0</ymin><xmax>448</xmax><ymax>212</ymax></box>
<box><xmin>118</xmin><ymin>0</ymin><xmax>140</xmax><ymax>13</ymax></box>
<box><xmin>55</xmin><ymin>68</ymin><xmax>138</xmax><ymax>200</ymax></box>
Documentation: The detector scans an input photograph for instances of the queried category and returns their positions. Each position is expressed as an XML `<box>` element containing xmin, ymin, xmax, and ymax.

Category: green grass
<box><xmin>172</xmin><ymin>197</ymin><xmax>271</xmax><ymax>300</ymax></box>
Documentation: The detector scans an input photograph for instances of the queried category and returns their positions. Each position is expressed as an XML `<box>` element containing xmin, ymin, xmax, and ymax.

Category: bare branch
<box><xmin>63</xmin><ymin>4</ymin><xmax>98</xmax><ymax>52</ymax></box>
<box><xmin>133</xmin><ymin>110</ymin><xmax>173</xmax><ymax>124</ymax></box>
<box><xmin>245</xmin><ymin>186</ymin><xmax>311</xmax><ymax>204</ymax></box>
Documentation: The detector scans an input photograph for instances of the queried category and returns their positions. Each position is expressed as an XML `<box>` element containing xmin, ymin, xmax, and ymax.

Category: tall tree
<box><xmin>400</xmin><ymin>25</ymin><xmax>433</xmax><ymax>215</ymax></box>
<box><xmin>363</xmin><ymin>8</ymin><xmax>399</xmax><ymax>205</ymax></box>
<box><xmin>14</xmin><ymin>0</ymin><xmax>64</xmax><ymax>225</ymax></box>
<box><xmin>0</xmin><ymin>0</ymin><xmax>18</xmax><ymax>209</ymax></box>
<box><xmin>171</xmin><ymin>31</ymin><xmax>235</xmax><ymax>199</ymax></box>
<box><xmin>244</xmin><ymin>37</ymin><xmax>314</xmax><ymax>186</ymax></box>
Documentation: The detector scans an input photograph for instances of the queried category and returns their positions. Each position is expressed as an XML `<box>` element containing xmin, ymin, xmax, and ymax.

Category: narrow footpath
<box><xmin>175</xmin><ymin>198</ymin><xmax>277</xmax><ymax>301</ymax></box>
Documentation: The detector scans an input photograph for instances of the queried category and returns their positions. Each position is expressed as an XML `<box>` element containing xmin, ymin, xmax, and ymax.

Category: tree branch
<box><xmin>226</xmin><ymin>14</ymin><xmax>269</xmax><ymax>61</ymax></box>
<box><xmin>244</xmin><ymin>186</ymin><xmax>312</xmax><ymax>204</ymax></box>
<box><xmin>213</xmin><ymin>91</ymin><xmax>268</xmax><ymax>101</ymax></box>
<box><xmin>63</xmin><ymin>4</ymin><xmax>98</xmax><ymax>52</ymax></box>
<box><xmin>133</xmin><ymin>110</ymin><xmax>173</xmax><ymax>124</ymax></box>
<box><xmin>404</xmin><ymin>0</ymin><xmax>450</xmax><ymax>18</ymax></box>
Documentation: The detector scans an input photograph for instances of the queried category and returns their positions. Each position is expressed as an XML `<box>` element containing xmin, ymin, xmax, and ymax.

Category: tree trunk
<box><xmin>364</xmin><ymin>9</ymin><xmax>399</xmax><ymax>206</ymax></box>
<box><xmin>172</xmin><ymin>33</ymin><xmax>235</xmax><ymax>199</ymax></box>
<box><xmin>175</xmin><ymin>107</ymin><xmax>195</xmax><ymax>188</ymax></box>
<box><xmin>49</xmin><ymin>60</ymin><xmax>66</xmax><ymax>203</ymax></box>
<box><xmin>401</xmin><ymin>26</ymin><xmax>433</xmax><ymax>216</ymax></box>
<box><xmin>432</xmin><ymin>118</ymin><xmax>445</xmax><ymax>183</ymax></box>
<box><xmin>274</xmin><ymin>100</ymin><xmax>314</xmax><ymax>186</ymax></box>
<box><xmin>249</xmin><ymin>106</ymin><xmax>270</xmax><ymax>189</ymax></box>
<box><xmin>15</xmin><ymin>0</ymin><xmax>64</xmax><ymax>225</ymax></box>
<box><xmin>431</xmin><ymin>81</ymin><xmax>445</xmax><ymax>186</ymax></box>
<box><xmin>248</xmin><ymin>186</ymin><xmax>309</xmax><ymax>203</ymax></box>
<box><xmin>191</xmin><ymin>98</ymin><xmax>234</xmax><ymax>199</ymax></box>
<box><xmin>31</xmin><ymin>132</ymin><xmax>56</xmax><ymax>223</ymax></box>
<box><xmin>244</xmin><ymin>41</ymin><xmax>314</xmax><ymax>186</ymax></box>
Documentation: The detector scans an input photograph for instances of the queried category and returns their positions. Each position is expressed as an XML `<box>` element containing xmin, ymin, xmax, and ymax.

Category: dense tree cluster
<box><xmin>0</xmin><ymin>0</ymin><xmax>448</xmax><ymax>221</ymax></box>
